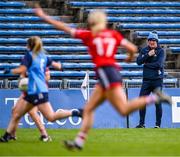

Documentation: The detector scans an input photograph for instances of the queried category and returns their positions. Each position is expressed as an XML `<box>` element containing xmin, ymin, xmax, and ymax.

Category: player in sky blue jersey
<box><xmin>0</xmin><ymin>36</ymin><xmax>83</xmax><ymax>142</ymax></box>
<box><xmin>10</xmin><ymin>68</ymin><xmax>52</xmax><ymax>142</ymax></box>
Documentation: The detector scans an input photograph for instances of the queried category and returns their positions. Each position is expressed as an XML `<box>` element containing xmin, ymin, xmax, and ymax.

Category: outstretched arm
<box><xmin>34</xmin><ymin>4</ymin><xmax>72</xmax><ymax>34</ymax></box>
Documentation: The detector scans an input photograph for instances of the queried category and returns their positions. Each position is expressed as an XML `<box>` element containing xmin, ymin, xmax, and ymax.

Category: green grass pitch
<box><xmin>0</xmin><ymin>128</ymin><xmax>180</xmax><ymax>156</ymax></box>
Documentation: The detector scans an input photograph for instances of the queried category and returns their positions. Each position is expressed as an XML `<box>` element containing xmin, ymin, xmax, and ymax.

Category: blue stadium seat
<box><xmin>0</xmin><ymin>2</ymin><xmax>25</xmax><ymax>7</ymax></box>
<box><xmin>49</xmin><ymin>71</ymin><xmax>168</xmax><ymax>77</ymax></box>
<box><xmin>0</xmin><ymin>16</ymin><xmax>59</xmax><ymax>22</ymax></box>
<box><xmin>170</xmin><ymin>47</ymin><xmax>180</xmax><ymax>53</ymax></box>
<box><xmin>87</xmin><ymin>9</ymin><xmax>180</xmax><ymax>15</ymax></box>
<box><xmin>118</xmin><ymin>24</ymin><xmax>180</xmax><ymax>29</ymax></box>
<box><xmin>0</xmin><ymin>63</ymin><xmax>142</xmax><ymax>69</ymax></box>
<box><xmin>0</xmin><ymin>30</ymin><xmax>66</xmax><ymax>36</ymax></box>
<box><xmin>50</xmin><ymin>71</ymin><xmax>143</xmax><ymax>77</ymax></box>
<box><xmin>0</xmin><ymin>46</ymin><xmax>87</xmax><ymax>52</ymax></box>
<box><xmin>62</xmin><ymin>63</ymin><xmax>142</xmax><ymax>69</ymax></box>
<box><xmin>108</xmin><ymin>17</ymin><xmax>180</xmax><ymax>23</ymax></box>
<box><xmin>0</xmin><ymin>9</ymin><xmax>33</xmax><ymax>14</ymax></box>
<box><xmin>69</xmin><ymin>1</ymin><xmax>180</xmax><ymax>7</ymax></box>
<box><xmin>0</xmin><ymin>23</ymin><xmax>76</xmax><ymax>29</ymax></box>
<box><xmin>159</xmin><ymin>39</ymin><xmax>180</xmax><ymax>44</ymax></box>
<box><xmin>0</xmin><ymin>70</ymin><xmax>145</xmax><ymax>77</ymax></box>
<box><xmin>0</xmin><ymin>54</ymin><xmax>127</xmax><ymax>61</ymax></box>
<box><xmin>137</xmin><ymin>31</ymin><xmax>180</xmax><ymax>36</ymax></box>
<box><xmin>0</xmin><ymin>38</ymin><xmax>82</xmax><ymax>44</ymax></box>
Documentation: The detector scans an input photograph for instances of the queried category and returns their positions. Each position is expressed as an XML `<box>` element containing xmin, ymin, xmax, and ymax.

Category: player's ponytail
<box><xmin>88</xmin><ymin>10</ymin><xmax>107</xmax><ymax>35</ymax></box>
<box><xmin>27</xmin><ymin>36</ymin><xmax>44</xmax><ymax>57</ymax></box>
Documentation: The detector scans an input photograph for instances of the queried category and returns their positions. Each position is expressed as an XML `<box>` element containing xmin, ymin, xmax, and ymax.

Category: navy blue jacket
<box><xmin>136</xmin><ymin>45</ymin><xmax>165</xmax><ymax>80</ymax></box>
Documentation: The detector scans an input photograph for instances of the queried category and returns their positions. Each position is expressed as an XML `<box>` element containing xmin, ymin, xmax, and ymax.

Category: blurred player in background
<box><xmin>10</xmin><ymin>68</ymin><xmax>52</xmax><ymax>142</ymax></box>
<box><xmin>35</xmin><ymin>6</ymin><xmax>171</xmax><ymax>150</ymax></box>
<box><xmin>0</xmin><ymin>36</ymin><xmax>82</xmax><ymax>142</ymax></box>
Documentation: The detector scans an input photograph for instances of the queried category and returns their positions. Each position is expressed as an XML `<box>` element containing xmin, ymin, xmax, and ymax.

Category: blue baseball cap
<box><xmin>148</xmin><ymin>31</ymin><xmax>158</xmax><ymax>42</ymax></box>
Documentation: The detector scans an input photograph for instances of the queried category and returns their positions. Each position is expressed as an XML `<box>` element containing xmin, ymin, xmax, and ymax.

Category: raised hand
<box><xmin>34</xmin><ymin>4</ymin><xmax>46</xmax><ymax>18</ymax></box>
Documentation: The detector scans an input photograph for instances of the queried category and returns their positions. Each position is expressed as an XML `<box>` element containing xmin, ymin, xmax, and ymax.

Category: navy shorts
<box><xmin>96</xmin><ymin>66</ymin><xmax>122</xmax><ymax>89</ymax></box>
<box><xmin>24</xmin><ymin>93</ymin><xmax>49</xmax><ymax>106</ymax></box>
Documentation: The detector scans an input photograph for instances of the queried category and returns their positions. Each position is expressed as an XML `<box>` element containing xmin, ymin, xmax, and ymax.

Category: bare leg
<box><xmin>7</xmin><ymin>99</ymin><xmax>33</xmax><ymax>134</ymax></box>
<box><xmin>64</xmin><ymin>85</ymin><xmax>105</xmax><ymax>149</ymax></box>
<box><xmin>11</xmin><ymin>96</ymin><xmax>24</xmax><ymax>137</ymax></box>
<box><xmin>80</xmin><ymin>85</ymin><xmax>105</xmax><ymax>134</ymax></box>
<box><xmin>37</xmin><ymin>102</ymin><xmax>72</xmax><ymax>122</ymax></box>
<box><xmin>106</xmin><ymin>85</ymin><xmax>157</xmax><ymax>116</ymax></box>
<box><xmin>28</xmin><ymin>107</ymin><xmax>48</xmax><ymax>136</ymax></box>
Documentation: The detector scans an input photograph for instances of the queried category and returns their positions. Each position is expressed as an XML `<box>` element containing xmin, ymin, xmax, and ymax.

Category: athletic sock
<box><xmin>74</xmin><ymin>132</ymin><xmax>87</xmax><ymax>148</ymax></box>
<box><xmin>72</xmin><ymin>109</ymin><xmax>83</xmax><ymax>117</ymax></box>
<box><xmin>146</xmin><ymin>94</ymin><xmax>158</xmax><ymax>104</ymax></box>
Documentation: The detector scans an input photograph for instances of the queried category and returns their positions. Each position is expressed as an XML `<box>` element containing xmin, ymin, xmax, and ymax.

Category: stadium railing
<box><xmin>4</xmin><ymin>78</ymin><xmax>179</xmax><ymax>89</ymax></box>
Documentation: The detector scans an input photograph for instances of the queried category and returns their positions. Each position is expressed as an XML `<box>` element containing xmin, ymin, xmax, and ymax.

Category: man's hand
<box><xmin>148</xmin><ymin>49</ymin><xmax>155</xmax><ymax>56</ymax></box>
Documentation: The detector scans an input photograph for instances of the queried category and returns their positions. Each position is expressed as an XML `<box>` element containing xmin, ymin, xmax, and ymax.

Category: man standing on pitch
<box><xmin>136</xmin><ymin>31</ymin><xmax>165</xmax><ymax>128</ymax></box>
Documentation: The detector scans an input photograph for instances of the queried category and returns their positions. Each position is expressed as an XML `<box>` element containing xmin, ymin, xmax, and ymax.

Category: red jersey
<box><xmin>74</xmin><ymin>29</ymin><xmax>124</xmax><ymax>68</ymax></box>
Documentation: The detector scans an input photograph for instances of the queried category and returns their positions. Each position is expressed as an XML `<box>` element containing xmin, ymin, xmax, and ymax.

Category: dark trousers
<box><xmin>139</xmin><ymin>78</ymin><xmax>163</xmax><ymax>126</ymax></box>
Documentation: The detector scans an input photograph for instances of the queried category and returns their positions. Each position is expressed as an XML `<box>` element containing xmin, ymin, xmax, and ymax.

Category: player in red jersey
<box><xmin>35</xmin><ymin>6</ymin><xmax>171</xmax><ymax>150</ymax></box>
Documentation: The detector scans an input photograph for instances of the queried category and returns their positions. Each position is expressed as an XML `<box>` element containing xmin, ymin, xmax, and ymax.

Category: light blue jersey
<box><xmin>21</xmin><ymin>51</ymin><xmax>52</xmax><ymax>94</ymax></box>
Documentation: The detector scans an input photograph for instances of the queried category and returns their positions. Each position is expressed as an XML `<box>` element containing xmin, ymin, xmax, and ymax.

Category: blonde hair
<box><xmin>88</xmin><ymin>10</ymin><xmax>107</xmax><ymax>34</ymax></box>
<box><xmin>27</xmin><ymin>36</ymin><xmax>43</xmax><ymax>56</ymax></box>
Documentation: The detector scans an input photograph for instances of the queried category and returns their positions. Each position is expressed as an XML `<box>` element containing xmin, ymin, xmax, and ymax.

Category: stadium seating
<box><xmin>0</xmin><ymin>70</ymin><xmax>168</xmax><ymax>78</ymax></box>
<box><xmin>0</xmin><ymin>54</ymin><xmax>127</xmax><ymax>61</ymax></box>
<box><xmin>0</xmin><ymin>46</ymin><xmax>87</xmax><ymax>52</ymax></box>
<box><xmin>0</xmin><ymin>30</ymin><xmax>67</xmax><ymax>36</ymax></box>
<box><xmin>0</xmin><ymin>9</ymin><xmax>33</xmax><ymax>14</ymax></box>
<box><xmin>0</xmin><ymin>16</ymin><xmax>59</xmax><ymax>22</ymax></box>
<box><xmin>108</xmin><ymin>17</ymin><xmax>180</xmax><ymax>23</ymax></box>
<box><xmin>0</xmin><ymin>2</ymin><xmax>25</xmax><ymax>7</ymax></box>
<box><xmin>0</xmin><ymin>62</ymin><xmax>142</xmax><ymax>70</ymax></box>
<box><xmin>87</xmin><ymin>9</ymin><xmax>180</xmax><ymax>15</ymax></box>
<box><xmin>136</xmin><ymin>31</ymin><xmax>180</xmax><ymax>37</ymax></box>
<box><xmin>118</xmin><ymin>24</ymin><xmax>180</xmax><ymax>30</ymax></box>
<box><xmin>169</xmin><ymin>47</ymin><xmax>180</xmax><ymax>54</ymax></box>
<box><xmin>0</xmin><ymin>38</ymin><xmax>82</xmax><ymax>44</ymax></box>
<box><xmin>69</xmin><ymin>1</ymin><xmax>180</xmax><ymax>7</ymax></box>
<box><xmin>0</xmin><ymin>23</ymin><xmax>76</xmax><ymax>29</ymax></box>
<box><xmin>0</xmin><ymin>0</ymin><xmax>179</xmax><ymax>88</ymax></box>
<box><xmin>69</xmin><ymin>1</ymin><xmax>180</xmax><ymax>53</ymax></box>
